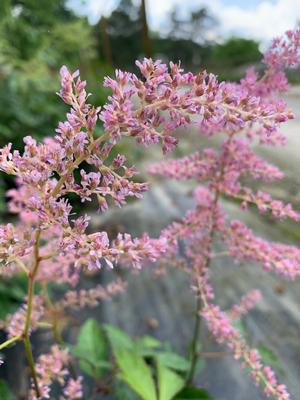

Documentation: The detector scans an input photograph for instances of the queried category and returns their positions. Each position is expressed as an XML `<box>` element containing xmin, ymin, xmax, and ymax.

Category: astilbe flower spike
<box><xmin>0</xmin><ymin>26</ymin><xmax>299</xmax><ymax>399</ymax></box>
<box><xmin>0</xmin><ymin>64</ymin><xmax>171</xmax><ymax>398</ymax></box>
<box><xmin>148</xmin><ymin>26</ymin><xmax>300</xmax><ymax>399</ymax></box>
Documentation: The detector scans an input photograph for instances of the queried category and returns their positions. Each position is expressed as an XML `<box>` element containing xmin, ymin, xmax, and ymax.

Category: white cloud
<box><xmin>72</xmin><ymin>0</ymin><xmax>300</xmax><ymax>44</ymax></box>
<box><xmin>211</xmin><ymin>0</ymin><xmax>300</xmax><ymax>44</ymax></box>
<box><xmin>148</xmin><ymin>0</ymin><xmax>300</xmax><ymax>45</ymax></box>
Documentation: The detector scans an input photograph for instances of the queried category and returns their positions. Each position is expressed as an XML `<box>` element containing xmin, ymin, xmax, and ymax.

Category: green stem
<box><xmin>23</xmin><ymin>229</ymin><xmax>41</xmax><ymax>398</ymax></box>
<box><xmin>185</xmin><ymin>135</ymin><xmax>234</xmax><ymax>385</ymax></box>
<box><xmin>24</xmin><ymin>336</ymin><xmax>40</xmax><ymax>397</ymax></box>
<box><xmin>42</xmin><ymin>282</ymin><xmax>78</xmax><ymax>380</ymax></box>
<box><xmin>185</xmin><ymin>296</ymin><xmax>202</xmax><ymax>385</ymax></box>
<box><xmin>0</xmin><ymin>335</ymin><xmax>21</xmax><ymax>350</ymax></box>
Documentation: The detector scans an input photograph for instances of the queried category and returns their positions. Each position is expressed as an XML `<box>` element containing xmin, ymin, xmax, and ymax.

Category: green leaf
<box><xmin>0</xmin><ymin>379</ymin><xmax>14</xmax><ymax>400</ymax></box>
<box><xmin>157</xmin><ymin>352</ymin><xmax>190</xmax><ymax>372</ymax></box>
<box><xmin>175</xmin><ymin>386</ymin><xmax>215</xmax><ymax>399</ymax></box>
<box><xmin>157</xmin><ymin>362</ymin><xmax>185</xmax><ymax>400</ymax></box>
<box><xmin>71</xmin><ymin>319</ymin><xmax>109</xmax><ymax>378</ymax></box>
<box><xmin>257</xmin><ymin>345</ymin><xmax>281</xmax><ymax>370</ymax></box>
<box><xmin>113</xmin><ymin>381</ymin><xmax>140</xmax><ymax>400</ymax></box>
<box><xmin>233</xmin><ymin>320</ymin><xmax>247</xmax><ymax>336</ymax></box>
<box><xmin>104</xmin><ymin>324</ymin><xmax>134</xmax><ymax>351</ymax></box>
<box><xmin>136</xmin><ymin>335</ymin><xmax>161</xmax><ymax>349</ymax></box>
<box><xmin>135</xmin><ymin>335</ymin><xmax>161</xmax><ymax>357</ymax></box>
<box><xmin>114</xmin><ymin>348</ymin><xmax>157</xmax><ymax>400</ymax></box>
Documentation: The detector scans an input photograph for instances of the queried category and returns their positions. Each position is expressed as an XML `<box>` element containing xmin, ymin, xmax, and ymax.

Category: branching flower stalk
<box><xmin>23</xmin><ymin>228</ymin><xmax>41</xmax><ymax>397</ymax></box>
<box><xmin>185</xmin><ymin>139</ymin><xmax>231</xmax><ymax>384</ymax></box>
<box><xmin>149</xmin><ymin>27</ymin><xmax>300</xmax><ymax>400</ymax></box>
<box><xmin>0</xmin><ymin>27</ymin><xmax>299</xmax><ymax>399</ymax></box>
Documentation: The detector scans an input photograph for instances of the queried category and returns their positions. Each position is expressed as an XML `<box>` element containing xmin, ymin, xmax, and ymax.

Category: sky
<box><xmin>69</xmin><ymin>0</ymin><xmax>300</xmax><ymax>46</ymax></box>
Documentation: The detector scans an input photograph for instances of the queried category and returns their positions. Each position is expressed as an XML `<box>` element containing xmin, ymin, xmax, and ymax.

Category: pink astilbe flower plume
<box><xmin>148</xmin><ymin>26</ymin><xmax>300</xmax><ymax>399</ymax></box>
<box><xmin>62</xmin><ymin>377</ymin><xmax>83</xmax><ymax>400</ymax></box>
<box><xmin>0</xmin><ymin>25</ymin><xmax>299</xmax><ymax>400</ymax></box>
<box><xmin>29</xmin><ymin>345</ymin><xmax>70</xmax><ymax>400</ymax></box>
<box><xmin>201</xmin><ymin>303</ymin><xmax>290</xmax><ymax>400</ymax></box>
<box><xmin>228</xmin><ymin>289</ymin><xmax>263</xmax><ymax>321</ymax></box>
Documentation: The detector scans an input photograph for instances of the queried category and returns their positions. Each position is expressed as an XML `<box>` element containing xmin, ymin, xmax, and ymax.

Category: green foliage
<box><xmin>71</xmin><ymin>321</ymin><xmax>213</xmax><ymax>400</ymax></box>
<box><xmin>114</xmin><ymin>347</ymin><xmax>157</xmax><ymax>400</ymax></box>
<box><xmin>175</xmin><ymin>387</ymin><xmax>214</xmax><ymax>399</ymax></box>
<box><xmin>71</xmin><ymin>319</ymin><xmax>110</xmax><ymax>378</ymax></box>
<box><xmin>0</xmin><ymin>0</ymin><xmax>112</xmax><ymax>213</ymax></box>
<box><xmin>0</xmin><ymin>0</ymin><xmax>105</xmax><ymax>149</ymax></box>
<box><xmin>0</xmin><ymin>274</ymin><xmax>27</xmax><ymax>319</ymax></box>
<box><xmin>157</xmin><ymin>361</ymin><xmax>185</xmax><ymax>400</ymax></box>
<box><xmin>210</xmin><ymin>37</ymin><xmax>261</xmax><ymax>68</ymax></box>
<box><xmin>257</xmin><ymin>344</ymin><xmax>283</xmax><ymax>374</ymax></box>
<box><xmin>0</xmin><ymin>379</ymin><xmax>14</xmax><ymax>400</ymax></box>
<box><xmin>104</xmin><ymin>323</ymin><xmax>134</xmax><ymax>351</ymax></box>
<box><xmin>233</xmin><ymin>319</ymin><xmax>248</xmax><ymax>336</ymax></box>
<box><xmin>113</xmin><ymin>381</ymin><xmax>141</xmax><ymax>400</ymax></box>
<box><xmin>95</xmin><ymin>0</ymin><xmax>214</xmax><ymax>71</ymax></box>
<box><xmin>156</xmin><ymin>352</ymin><xmax>190</xmax><ymax>372</ymax></box>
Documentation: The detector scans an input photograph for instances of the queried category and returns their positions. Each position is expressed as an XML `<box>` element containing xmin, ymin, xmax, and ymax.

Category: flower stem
<box><xmin>185</xmin><ymin>157</ymin><xmax>226</xmax><ymax>384</ymax></box>
<box><xmin>23</xmin><ymin>229</ymin><xmax>41</xmax><ymax>398</ymax></box>
<box><xmin>24</xmin><ymin>335</ymin><xmax>40</xmax><ymax>397</ymax></box>
<box><xmin>185</xmin><ymin>296</ymin><xmax>202</xmax><ymax>385</ymax></box>
<box><xmin>50</xmin><ymin>130</ymin><xmax>110</xmax><ymax>198</ymax></box>
<box><xmin>0</xmin><ymin>335</ymin><xmax>21</xmax><ymax>350</ymax></box>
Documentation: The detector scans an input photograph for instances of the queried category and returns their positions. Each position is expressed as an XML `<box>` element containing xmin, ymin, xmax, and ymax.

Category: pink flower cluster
<box><xmin>29</xmin><ymin>345</ymin><xmax>77</xmax><ymax>400</ymax></box>
<box><xmin>0</xmin><ymin>25</ymin><xmax>299</xmax><ymax>400</ymax></box>
<box><xmin>58</xmin><ymin>278</ymin><xmax>127</xmax><ymax>309</ymax></box>
<box><xmin>227</xmin><ymin>220</ymin><xmax>300</xmax><ymax>279</ymax></box>
<box><xmin>100</xmin><ymin>59</ymin><xmax>293</xmax><ymax>153</ymax></box>
<box><xmin>62</xmin><ymin>377</ymin><xmax>83</xmax><ymax>400</ymax></box>
<box><xmin>148</xmin><ymin>27</ymin><xmax>300</xmax><ymax>399</ymax></box>
<box><xmin>202</xmin><ymin>304</ymin><xmax>290</xmax><ymax>400</ymax></box>
<box><xmin>264</xmin><ymin>27</ymin><xmax>300</xmax><ymax>70</ymax></box>
<box><xmin>2</xmin><ymin>296</ymin><xmax>44</xmax><ymax>338</ymax></box>
<box><xmin>240</xmin><ymin>26</ymin><xmax>300</xmax><ymax>100</ymax></box>
<box><xmin>229</xmin><ymin>289</ymin><xmax>262</xmax><ymax>320</ymax></box>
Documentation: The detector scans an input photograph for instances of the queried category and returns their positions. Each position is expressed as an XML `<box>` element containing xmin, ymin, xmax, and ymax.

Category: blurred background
<box><xmin>1</xmin><ymin>1</ymin><xmax>300</xmax><ymax>399</ymax></box>
<box><xmin>1</xmin><ymin>0</ymin><xmax>299</xmax><ymax>209</ymax></box>
<box><xmin>1</xmin><ymin>0</ymin><xmax>299</xmax><ymax>149</ymax></box>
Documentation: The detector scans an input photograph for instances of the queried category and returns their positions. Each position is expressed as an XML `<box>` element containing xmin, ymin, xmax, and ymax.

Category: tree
<box><xmin>210</xmin><ymin>37</ymin><xmax>261</xmax><ymax>68</ymax></box>
<box><xmin>0</xmin><ymin>0</ymin><xmax>97</xmax><ymax>147</ymax></box>
<box><xmin>140</xmin><ymin>0</ymin><xmax>152</xmax><ymax>58</ymax></box>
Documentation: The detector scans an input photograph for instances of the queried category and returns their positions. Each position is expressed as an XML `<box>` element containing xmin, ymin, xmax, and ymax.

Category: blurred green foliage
<box><xmin>0</xmin><ymin>0</ymin><xmax>113</xmax><ymax>213</ymax></box>
<box><xmin>209</xmin><ymin>37</ymin><xmax>262</xmax><ymax>81</ymax></box>
<box><xmin>95</xmin><ymin>0</ymin><xmax>215</xmax><ymax>71</ymax></box>
<box><xmin>210</xmin><ymin>38</ymin><xmax>261</xmax><ymax>68</ymax></box>
<box><xmin>0</xmin><ymin>0</ymin><xmax>110</xmax><ymax>149</ymax></box>
<box><xmin>70</xmin><ymin>319</ymin><xmax>211</xmax><ymax>399</ymax></box>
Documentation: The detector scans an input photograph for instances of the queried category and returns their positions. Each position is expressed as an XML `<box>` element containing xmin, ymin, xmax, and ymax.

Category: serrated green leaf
<box><xmin>72</xmin><ymin>319</ymin><xmax>109</xmax><ymax>378</ymax></box>
<box><xmin>104</xmin><ymin>324</ymin><xmax>134</xmax><ymax>351</ymax></box>
<box><xmin>157</xmin><ymin>361</ymin><xmax>185</xmax><ymax>400</ymax></box>
<box><xmin>0</xmin><ymin>379</ymin><xmax>14</xmax><ymax>400</ymax></box>
<box><xmin>175</xmin><ymin>386</ymin><xmax>215</xmax><ymax>399</ymax></box>
<box><xmin>157</xmin><ymin>352</ymin><xmax>190</xmax><ymax>372</ymax></box>
<box><xmin>115</xmin><ymin>348</ymin><xmax>157</xmax><ymax>400</ymax></box>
